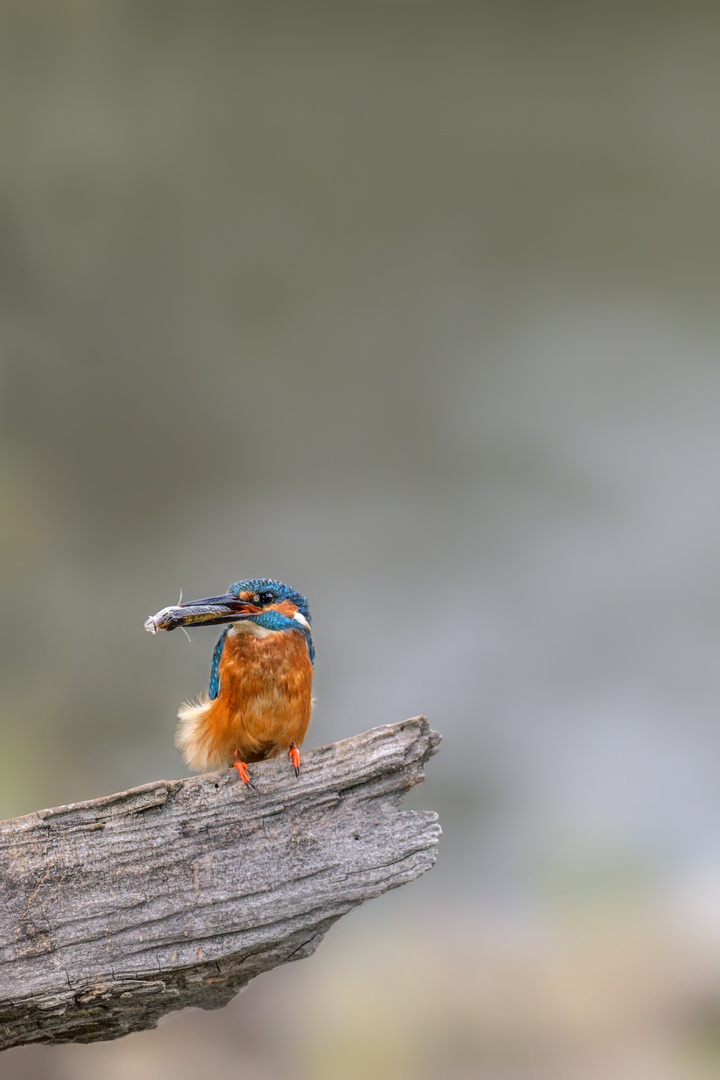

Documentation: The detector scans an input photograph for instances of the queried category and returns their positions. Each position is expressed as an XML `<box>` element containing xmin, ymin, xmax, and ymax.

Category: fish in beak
<box><xmin>144</xmin><ymin>593</ymin><xmax>262</xmax><ymax>634</ymax></box>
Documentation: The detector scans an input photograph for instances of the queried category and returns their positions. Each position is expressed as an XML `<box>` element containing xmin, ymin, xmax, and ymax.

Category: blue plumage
<box><xmin>209</xmin><ymin>626</ymin><xmax>231</xmax><ymax>700</ymax></box>
<box><xmin>228</xmin><ymin>578</ymin><xmax>311</xmax><ymax>623</ymax></box>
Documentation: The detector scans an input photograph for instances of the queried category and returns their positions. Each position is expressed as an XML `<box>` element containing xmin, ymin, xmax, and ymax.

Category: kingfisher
<box><xmin>144</xmin><ymin>578</ymin><xmax>314</xmax><ymax>786</ymax></box>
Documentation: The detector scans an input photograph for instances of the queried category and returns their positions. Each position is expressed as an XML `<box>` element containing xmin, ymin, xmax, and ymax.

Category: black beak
<box><xmin>144</xmin><ymin>593</ymin><xmax>262</xmax><ymax>634</ymax></box>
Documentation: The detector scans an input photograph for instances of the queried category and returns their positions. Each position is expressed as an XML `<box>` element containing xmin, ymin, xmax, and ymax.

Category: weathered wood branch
<box><xmin>0</xmin><ymin>717</ymin><xmax>440</xmax><ymax>1051</ymax></box>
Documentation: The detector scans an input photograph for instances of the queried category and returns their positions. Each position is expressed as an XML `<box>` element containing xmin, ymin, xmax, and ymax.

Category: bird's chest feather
<box><xmin>217</xmin><ymin>628</ymin><xmax>313</xmax><ymax>723</ymax></box>
<box><xmin>221</xmin><ymin>626</ymin><xmax>307</xmax><ymax>689</ymax></box>
<box><xmin>175</xmin><ymin>626</ymin><xmax>314</xmax><ymax>770</ymax></box>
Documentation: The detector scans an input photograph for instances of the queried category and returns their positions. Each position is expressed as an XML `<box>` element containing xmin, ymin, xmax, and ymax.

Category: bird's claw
<box><xmin>232</xmin><ymin>755</ymin><xmax>254</xmax><ymax>787</ymax></box>
<box><xmin>288</xmin><ymin>743</ymin><xmax>301</xmax><ymax>779</ymax></box>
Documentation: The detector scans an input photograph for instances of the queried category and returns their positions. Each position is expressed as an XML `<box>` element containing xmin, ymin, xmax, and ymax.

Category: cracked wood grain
<box><xmin>0</xmin><ymin>717</ymin><xmax>441</xmax><ymax>1050</ymax></box>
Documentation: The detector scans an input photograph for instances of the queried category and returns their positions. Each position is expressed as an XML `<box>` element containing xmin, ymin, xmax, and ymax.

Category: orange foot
<box><xmin>232</xmin><ymin>751</ymin><xmax>253</xmax><ymax>787</ymax></box>
<box><xmin>288</xmin><ymin>742</ymin><xmax>301</xmax><ymax>778</ymax></box>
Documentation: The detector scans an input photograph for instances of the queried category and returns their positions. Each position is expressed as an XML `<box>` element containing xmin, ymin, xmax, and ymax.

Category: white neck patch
<box><xmin>229</xmin><ymin>621</ymin><xmax>273</xmax><ymax>639</ymax></box>
<box><xmin>228</xmin><ymin>610</ymin><xmax>309</xmax><ymax>637</ymax></box>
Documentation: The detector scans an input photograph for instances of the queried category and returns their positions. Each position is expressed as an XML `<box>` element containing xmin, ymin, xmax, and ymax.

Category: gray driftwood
<box><xmin>0</xmin><ymin>717</ymin><xmax>440</xmax><ymax>1051</ymax></box>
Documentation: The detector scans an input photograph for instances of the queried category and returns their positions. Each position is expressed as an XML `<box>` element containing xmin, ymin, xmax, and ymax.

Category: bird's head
<box><xmin>227</xmin><ymin>578</ymin><xmax>311</xmax><ymax>625</ymax></box>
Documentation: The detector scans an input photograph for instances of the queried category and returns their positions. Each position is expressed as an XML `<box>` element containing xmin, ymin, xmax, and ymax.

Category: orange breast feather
<box><xmin>175</xmin><ymin>628</ymin><xmax>313</xmax><ymax>772</ymax></box>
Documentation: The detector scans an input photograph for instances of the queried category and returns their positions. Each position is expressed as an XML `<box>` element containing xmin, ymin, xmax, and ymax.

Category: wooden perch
<box><xmin>0</xmin><ymin>717</ymin><xmax>440</xmax><ymax>1051</ymax></box>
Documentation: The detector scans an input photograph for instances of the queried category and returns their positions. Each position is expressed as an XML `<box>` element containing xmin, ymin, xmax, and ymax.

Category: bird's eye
<box><xmin>259</xmin><ymin>591</ymin><xmax>274</xmax><ymax>605</ymax></box>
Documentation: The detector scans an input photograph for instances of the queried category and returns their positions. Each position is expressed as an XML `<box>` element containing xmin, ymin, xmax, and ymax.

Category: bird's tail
<box><xmin>175</xmin><ymin>695</ymin><xmax>228</xmax><ymax>772</ymax></box>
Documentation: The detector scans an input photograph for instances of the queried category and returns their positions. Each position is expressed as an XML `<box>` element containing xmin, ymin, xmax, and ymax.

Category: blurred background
<box><xmin>3</xmin><ymin>1</ymin><xmax>720</xmax><ymax>1076</ymax></box>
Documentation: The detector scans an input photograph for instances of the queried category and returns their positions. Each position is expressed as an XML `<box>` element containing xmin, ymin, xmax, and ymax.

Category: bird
<box><xmin>144</xmin><ymin>578</ymin><xmax>314</xmax><ymax>786</ymax></box>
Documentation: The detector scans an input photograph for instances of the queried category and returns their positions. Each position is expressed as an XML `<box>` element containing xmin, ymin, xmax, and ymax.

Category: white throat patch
<box><xmin>229</xmin><ymin>621</ymin><xmax>273</xmax><ymax>639</ymax></box>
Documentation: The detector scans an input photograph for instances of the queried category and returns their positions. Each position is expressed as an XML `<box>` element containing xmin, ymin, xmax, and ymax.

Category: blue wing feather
<box><xmin>209</xmin><ymin>626</ymin><xmax>231</xmax><ymax>700</ymax></box>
